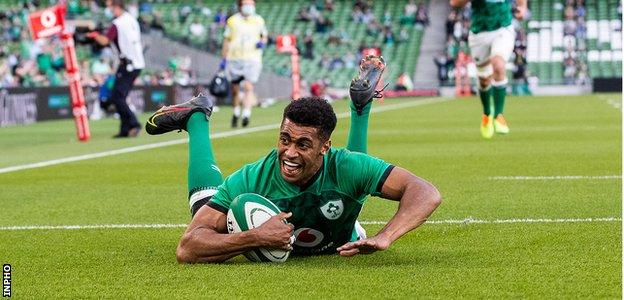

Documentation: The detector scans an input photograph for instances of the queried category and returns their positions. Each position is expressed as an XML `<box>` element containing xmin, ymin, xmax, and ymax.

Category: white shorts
<box><xmin>468</xmin><ymin>25</ymin><xmax>516</xmax><ymax>77</ymax></box>
<box><xmin>226</xmin><ymin>59</ymin><xmax>262</xmax><ymax>84</ymax></box>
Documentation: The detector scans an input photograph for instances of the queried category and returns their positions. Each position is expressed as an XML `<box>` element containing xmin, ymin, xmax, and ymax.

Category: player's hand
<box><xmin>513</xmin><ymin>6</ymin><xmax>527</xmax><ymax>20</ymax></box>
<box><xmin>219</xmin><ymin>58</ymin><xmax>227</xmax><ymax>70</ymax></box>
<box><xmin>336</xmin><ymin>234</ymin><xmax>391</xmax><ymax>257</ymax></box>
<box><xmin>255</xmin><ymin>41</ymin><xmax>265</xmax><ymax>49</ymax></box>
<box><xmin>86</xmin><ymin>31</ymin><xmax>99</xmax><ymax>39</ymax></box>
<box><xmin>254</xmin><ymin>212</ymin><xmax>294</xmax><ymax>251</ymax></box>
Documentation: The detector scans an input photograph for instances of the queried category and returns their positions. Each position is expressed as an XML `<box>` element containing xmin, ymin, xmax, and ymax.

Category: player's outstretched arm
<box><xmin>337</xmin><ymin>167</ymin><xmax>441</xmax><ymax>256</ymax></box>
<box><xmin>449</xmin><ymin>0</ymin><xmax>469</xmax><ymax>8</ymax></box>
<box><xmin>176</xmin><ymin>206</ymin><xmax>294</xmax><ymax>263</ymax></box>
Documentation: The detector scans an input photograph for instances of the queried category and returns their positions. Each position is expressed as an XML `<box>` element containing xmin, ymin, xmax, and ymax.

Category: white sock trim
<box><xmin>492</xmin><ymin>78</ymin><xmax>509</xmax><ymax>87</ymax></box>
<box><xmin>189</xmin><ymin>189</ymin><xmax>218</xmax><ymax>209</ymax></box>
<box><xmin>233</xmin><ymin>106</ymin><xmax>241</xmax><ymax>117</ymax></box>
<box><xmin>242</xmin><ymin>108</ymin><xmax>251</xmax><ymax>118</ymax></box>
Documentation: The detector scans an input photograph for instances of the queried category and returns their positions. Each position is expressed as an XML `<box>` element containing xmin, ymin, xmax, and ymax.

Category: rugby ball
<box><xmin>226</xmin><ymin>193</ymin><xmax>292</xmax><ymax>262</ymax></box>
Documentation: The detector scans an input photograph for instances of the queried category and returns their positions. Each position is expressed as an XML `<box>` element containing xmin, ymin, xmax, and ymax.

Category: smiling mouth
<box><xmin>281</xmin><ymin>160</ymin><xmax>302</xmax><ymax>177</ymax></box>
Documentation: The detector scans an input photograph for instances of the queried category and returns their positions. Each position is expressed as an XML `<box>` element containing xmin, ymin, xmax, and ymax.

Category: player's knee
<box><xmin>476</xmin><ymin>64</ymin><xmax>493</xmax><ymax>83</ymax></box>
<box><xmin>243</xmin><ymin>81</ymin><xmax>254</xmax><ymax>91</ymax></box>
<box><xmin>478</xmin><ymin>76</ymin><xmax>492</xmax><ymax>89</ymax></box>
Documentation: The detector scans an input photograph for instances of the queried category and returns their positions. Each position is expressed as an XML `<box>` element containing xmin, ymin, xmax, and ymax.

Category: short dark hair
<box><xmin>110</xmin><ymin>0</ymin><xmax>125</xmax><ymax>9</ymax></box>
<box><xmin>282</xmin><ymin>97</ymin><xmax>337</xmax><ymax>141</ymax></box>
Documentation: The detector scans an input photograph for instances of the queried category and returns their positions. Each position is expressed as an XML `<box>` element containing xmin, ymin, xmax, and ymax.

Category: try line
<box><xmin>0</xmin><ymin>217</ymin><xmax>619</xmax><ymax>231</ymax></box>
<box><xmin>0</xmin><ymin>97</ymin><xmax>449</xmax><ymax>175</ymax></box>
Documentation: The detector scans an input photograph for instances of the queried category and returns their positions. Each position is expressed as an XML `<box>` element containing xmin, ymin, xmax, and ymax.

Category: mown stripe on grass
<box><xmin>0</xmin><ymin>97</ymin><xmax>450</xmax><ymax>175</ymax></box>
<box><xmin>0</xmin><ymin>217</ymin><xmax>619</xmax><ymax>231</ymax></box>
<box><xmin>489</xmin><ymin>175</ymin><xmax>621</xmax><ymax>180</ymax></box>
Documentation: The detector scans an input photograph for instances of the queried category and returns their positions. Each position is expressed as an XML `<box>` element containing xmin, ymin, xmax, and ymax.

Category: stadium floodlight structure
<box><xmin>275</xmin><ymin>35</ymin><xmax>301</xmax><ymax>100</ymax></box>
<box><xmin>28</xmin><ymin>4</ymin><xmax>90</xmax><ymax>142</ymax></box>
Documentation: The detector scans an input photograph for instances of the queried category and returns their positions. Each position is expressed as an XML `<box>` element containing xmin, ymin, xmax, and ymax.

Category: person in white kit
<box><xmin>89</xmin><ymin>0</ymin><xmax>145</xmax><ymax>138</ymax></box>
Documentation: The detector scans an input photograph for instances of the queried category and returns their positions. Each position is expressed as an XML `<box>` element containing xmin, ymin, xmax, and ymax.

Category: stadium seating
<box><xmin>526</xmin><ymin>0</ymin><xmax>621</xmax><ymax>85</ymax></box>
<box><xmin>147</xmin><ymin>0</ymin><xmax>426</xmax><ymax>88</ymax></box>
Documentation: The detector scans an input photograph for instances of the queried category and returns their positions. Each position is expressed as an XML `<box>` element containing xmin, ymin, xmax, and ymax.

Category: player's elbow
<box><xmin>429</xmin><ymin>187</ymin><xmax>442</xmax><ymax>209</ymax></box>
<box><xmin>176</xmin><ymin>234</ymin><xmax>197</xmax><ymax>264</ymax></box>
<box><xmin>412</xmin><ymin>180</ymin><xmax>442</xmax><ymax>209</ymax></box>
<box><xmin>176</xmin><ymin>232</ymin><xmax>226</xmax><ymax>264</ymax></box>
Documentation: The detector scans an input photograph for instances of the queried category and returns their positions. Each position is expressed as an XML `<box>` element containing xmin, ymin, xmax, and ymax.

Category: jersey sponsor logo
<box><xmin>294</xmin><ymin>228</ymin><xmax>324</xmax><ymax>247</ymax></box>
<box><xmin>320</xmin><ymin>199</ymin><xmax>344</xmax><ymax>220</ymax></box>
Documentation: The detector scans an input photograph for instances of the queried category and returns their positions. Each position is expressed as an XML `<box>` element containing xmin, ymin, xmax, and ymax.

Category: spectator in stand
<box><xmin>563</xmin><ymin>57</ymin><xmax>577</xmax><ymax>85</ymax></box>
<box><xmin>328</xmin><ymin>56</ymin><xmax>344</xmax><ymax>71</ymax></box>
<box><xmin>415</xmin><ymin>3</ymin><xmax>429</xmax><ymax>27</ymax></box>
<box><xmin>91</xmin><ymin>57</ymin><xmax>112</xmax><ymax>85</ymax></box>
<box><xmin>318</xmin><ymin>54</ymin><xmax>331</xmax><ymax>69</ymax></box>
<box><xmin>214</xmin><ymin>8</ymin><xmax>227</xmax><ymax>27</ymax></box>
<box><xmin>383</xmin><ymin>9</ymin><xmax>392</xmax><ymax>26</ymax></box>
<box><xmin>361</xmin><ymin>8</ymin><xmax>375</xmax><ymax>24</ymax></box>
<box><xmin>297</xmin><ymin>6</ymin><xmax>312</xmax><ymax>22</ymax></box>
<box><xmin>310</xmin><ymin>78</ymin><xmax>329</xmax><ymax>98</ymax></box>
<box><xmin>394</xmin><ymin>72</ymin><xmax>414</xmax><ymax>91</ymax></box>
<box><xmin>344</xmin><ymin>51</ymin><xmax>356</xmax><ymax>69</ymax></box>
<box><xmin>576</xmin><ymin>62</ymin><xmax>590</xmax><ymax>86</ymax></box>
<box><xmin>511</xmin><ymin>48</ymin><xmax>530</xmax><ymax>95</ymax></box>
<box><xmin>327</xmin><ymin>30</ymin><xmax>342</xmax><ymax>45</ymax></box>
<box><xmin>352</xmin><ymin>6</ymin><xmax>364</xmax><ymax>23</ymax></box>
<box><xmin>303</xmin><ymin>31</ymin><xmax>314</xmax><ymax>60</ymax></box>
<box><xmin>405</xmin><ymin>0</ymin><xmax>418</xmax><ymax>17</ymax></box>
<box><xmin>434</xmin><ymin>51</ymin><xmax>454</xmax><ymax>84</ymax></box>
<box><xmin>446</xmin><ymin>11</ymin><xmax>457</xmax><ymax>37</ymax></box>
<box><xmin>189</xmin><ymin>21</ymin><xmax>206</xmax><ymax>38</ymax></box>
<box><xmin>324</xmin><ymin>0</ymin><xmax>335</xmax><ymax>11</ymax></box>
<box><xmin>315</xmin><ymin>14</ymin><xmax>332</xmax><ymax>33</ymax></box>
<box><xmin>382</xmin><ymin>26</ymin><xmax>395</xmax><ymax>45</ymax></box>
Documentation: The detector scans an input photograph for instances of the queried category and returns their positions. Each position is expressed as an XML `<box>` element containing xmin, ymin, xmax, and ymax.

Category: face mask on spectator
<box><xmin>105</xmin><ymin>8</ymin><xmax>114</xmax><ymax>20</ymax></box>
<box><xmin>241</xmin><ymin>4</ymin><xmax>255</xmax><ymax>16</ymax></box>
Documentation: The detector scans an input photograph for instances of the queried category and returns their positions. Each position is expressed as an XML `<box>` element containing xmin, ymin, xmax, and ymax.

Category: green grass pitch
<box><xmin>0</xmin><ymin>94</ymin><xmax>621</xmax><ymax>298</ymax></box>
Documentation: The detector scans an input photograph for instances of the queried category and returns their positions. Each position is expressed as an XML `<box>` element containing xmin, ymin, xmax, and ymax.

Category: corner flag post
<box><xmin>28</xmin><ymin>4</ymin><xmax>91</xmax><ymax>141</ymax></box>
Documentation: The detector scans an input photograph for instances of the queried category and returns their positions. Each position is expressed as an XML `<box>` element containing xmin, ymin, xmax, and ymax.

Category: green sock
<box><xmin>479</xmin><ymin>88</ymin><xmax>492</xmax><ymax>116</ymax></box>
<box><xmin>346</xmin><ymin>101</ymin><xmax>372</xmax><ymax>154</ymax></box>
<box><xmin>187</xmin><ymin>112</ymin><xmax>222</xmax><ymax>211</ymax></box>
<box><xmin>492</xmin><ymin>85</ymin><xmax>507</xmax><ymax>116</ymax></box>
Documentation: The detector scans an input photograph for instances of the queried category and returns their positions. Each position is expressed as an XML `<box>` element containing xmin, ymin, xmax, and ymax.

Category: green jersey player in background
<box><xmin>450</xmin><ymin>0</ymin><xmax>527</xmax><ymax>139</ymax></box>
<box><xmin>145</xmin><ymin>56</ymin><xmax>441</xmax><ymax>263</ymax></box>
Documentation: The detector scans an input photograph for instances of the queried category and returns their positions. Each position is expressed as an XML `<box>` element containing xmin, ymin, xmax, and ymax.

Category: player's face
<box><xmin>278</xmin><ymin>118</ymin><xmax>331</xmax><ymax>187</ymax></box>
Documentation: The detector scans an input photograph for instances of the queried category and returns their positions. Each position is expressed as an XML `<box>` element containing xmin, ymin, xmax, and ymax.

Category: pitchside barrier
<box><xmin>0</xmin><ymin>85</ymin><xmax>213</xmax><ymax>127</ymax></box>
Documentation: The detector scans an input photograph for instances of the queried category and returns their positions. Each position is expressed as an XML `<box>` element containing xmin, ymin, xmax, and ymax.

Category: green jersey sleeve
<box><xmin>336</xmin><ymin>149</ymin><xmax>393</xmax><ymax>202</ymax></box>
<box><xmin>208</xmin><ymin>167</ymin><xmax>249</xmax><ymax>213</ymax></box>
<box><xmin>208</xmin><ymin>150</ymin><xmax>277</xmax><ymax>213</ymax></box>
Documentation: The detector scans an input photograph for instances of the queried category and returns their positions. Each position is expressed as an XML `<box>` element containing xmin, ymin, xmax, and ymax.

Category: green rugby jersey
<box><xmin>209</xmin><ymin>147</ymin><xmax>394</xmax><ymax>255</ymax></box>
<box><xmin>470</xmin><ymin>0</ymin><xmax>513</xmax><ymax>34</ymax></box>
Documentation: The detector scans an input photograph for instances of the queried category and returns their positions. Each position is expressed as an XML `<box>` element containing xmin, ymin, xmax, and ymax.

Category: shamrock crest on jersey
<box><xmin>321</xmin><ymin>199</ymin><xmax>344</xmax><ymax>220</ymax></box>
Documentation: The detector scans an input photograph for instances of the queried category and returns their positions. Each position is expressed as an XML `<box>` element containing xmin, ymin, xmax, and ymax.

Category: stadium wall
<box><xmin>0</xmin><ymin>85</ymin><xmax>202</xmax><ymax>127</ymax></box>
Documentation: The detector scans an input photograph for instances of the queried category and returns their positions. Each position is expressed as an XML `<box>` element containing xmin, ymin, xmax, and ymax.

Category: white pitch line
<box><xmin>361</xmin><ymin>217</ymin><xmax>621</xmax><ymax>225</ymax></box>
<box><xmin>0</xmin><ymin>97</ymin><xmax>450</xmax><ymax>175</ymax></box>
<box><xmin>490</xmin><ymin>175</ymin><xmax>622</xmax><ymax>180</ymax></box>
<box><xmin>0</xmin><ymin>217</ymin><xmax>619</xmax><ymax>231</ymax></box>
<box><xmin>598</xmin><ymin>95</ymin><xmax>622</xmax><ymax>110</ymax></box>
